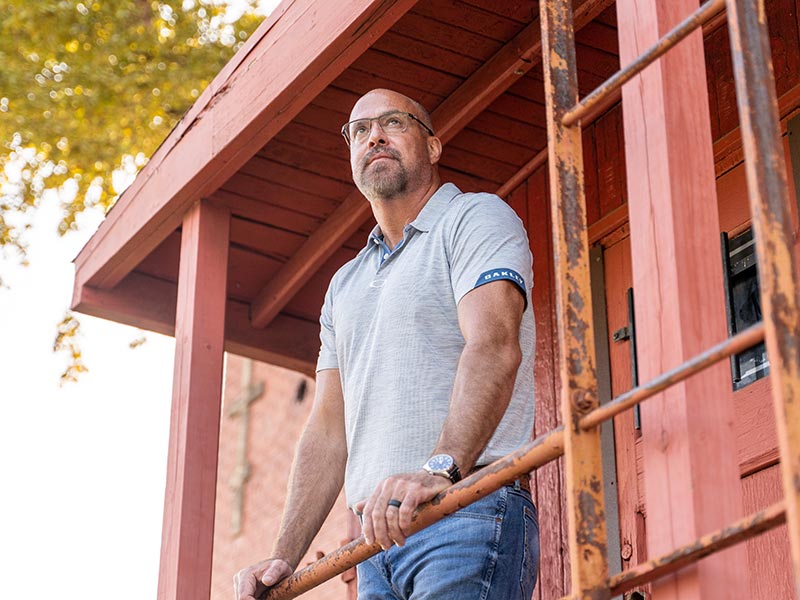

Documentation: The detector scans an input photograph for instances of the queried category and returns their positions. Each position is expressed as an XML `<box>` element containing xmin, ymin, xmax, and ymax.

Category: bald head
<box><xmin>349</xmin><ymin>89</ymin><xmax>434</xmax><ymax>133</ymax></box>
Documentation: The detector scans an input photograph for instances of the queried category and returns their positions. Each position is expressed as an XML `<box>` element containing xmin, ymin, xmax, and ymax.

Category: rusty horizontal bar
<box><xmin>579</xmin><ymin>322</ymin><xmax>764</xmax><ymax>430</ymax></box>
<box><xmin>610</xmin><ymin>500</ymin><xmax>787</xmax><ymax>595</ymax></box>
<box><xmin>264</xmin><ymin>427</ymin><xmax>566</xmax><ymax>600</ymax></box>
<box><xmin>562</xmin><ymin>0</ymin><xmax>726</xmax><ymax>127</ymax></box>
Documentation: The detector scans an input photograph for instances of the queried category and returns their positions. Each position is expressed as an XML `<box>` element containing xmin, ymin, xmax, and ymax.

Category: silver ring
<box><xmin>387</xmin><ymin>499</ymin><xmax>402</xmax><ymax>508</ymax></box>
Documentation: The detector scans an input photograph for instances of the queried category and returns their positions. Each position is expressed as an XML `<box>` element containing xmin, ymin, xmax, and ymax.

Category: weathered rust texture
<box><xmin>562</xmin><ymin>0</ymin><xmax>726</xmax><ymax>127</ymax></box>
<box><xmin>726</xmin><ymin>0</ymin><xmax>800</xmax><ymax>594</ymax></box>
<box><xmin>263</xmin><ymin>428</ymin><xmax>566</xmax><ymax>600</ymax></box>
<box><xmin>580</xmin><ymin>322</ymin><xmax>765</xmax><ymax>430</ymax></box>
<box><xmin>609</xmin><ymin>501</ymin><xmax>787</xmax><ymax>595</ymax></box>
<box><xmin>540</xmin><ymin>0</ymin><xmax>609</xmax><ymax>599</ymax></box>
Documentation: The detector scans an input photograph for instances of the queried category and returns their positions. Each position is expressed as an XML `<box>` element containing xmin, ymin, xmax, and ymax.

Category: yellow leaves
<box><xmin>129</xmin><ymin>333</ymin><xmax>147</xmax><ymax>349</ymax></box>
<box><xmin>1</xmin><ymin>0</ymin><xmax>266</xmax><ymax>256</ymax></box>
<box><xmin>53</xmin><ymin>311</ymin><xmax>88</xmax><ymax>385</ymax></box>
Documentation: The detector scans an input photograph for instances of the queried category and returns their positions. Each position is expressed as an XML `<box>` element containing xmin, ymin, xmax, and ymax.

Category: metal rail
<box><xmin>260</xmin><ymin>317</ymin><xmax>768</xmax><ymax>598</ymax></box>
<box><xmin>609</xmin><ymin>501</ymin><xmax>787</xmax><ymax>595</ymax></box>
<box><xmin>264</xmin><ymin>428</ymin><xmax>566</xmax><ymax>600</ymax></box>
<box><xmin>562</xmin><ymin>0</ymin><xmax>726</xmax><ymax>127</ymax></box>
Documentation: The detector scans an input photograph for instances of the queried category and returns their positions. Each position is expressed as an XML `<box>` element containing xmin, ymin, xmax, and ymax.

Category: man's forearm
<box><xmin>434</xmin><ymin>338</ymin><xmax>522</xmax><ymax>472</ymax></box>
<box><xmin>271</xmin><ymin>414</ymin><xmax>347</xmax><ymax>568</ymax></box>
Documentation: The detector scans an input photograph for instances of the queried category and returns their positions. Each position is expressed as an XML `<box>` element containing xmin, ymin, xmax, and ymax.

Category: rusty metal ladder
<box><xmin>263</xmin><ymin>1</ymin><xmax>800</xmax><ymax>598</ymax></box>
<box><xmin>541</xmin><ymin>0</ymin><xmax>800</xmax><ymax>597</ymax></box>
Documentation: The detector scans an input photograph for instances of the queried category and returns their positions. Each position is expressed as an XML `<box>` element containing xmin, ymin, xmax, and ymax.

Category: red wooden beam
<box><xmin>72</xmin><ymin>0</ymin><xmax>419</xmax><ymax>292</ymax></box>
<box><xmin>249</xmin><ymin>0</ymin><xmax>615</xmax><ymax>329</ymax></box>
<box><xmin>72</xmin><ymin>271</ymin><xmax>319</xmax><ymax>375</ymax></box>
<box><xmin>157</xmin><ymin>200</ymin><xmax>230</xmax><ymax>600</ymax></box>
<box><xmin>617</xmin><ymin>0</ymin><xmax>749</xmax><ymax>598</ymax></box>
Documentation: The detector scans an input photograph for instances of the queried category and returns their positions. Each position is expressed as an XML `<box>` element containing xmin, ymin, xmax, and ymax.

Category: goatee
<box><xmin>356</xmin><ymin>148</ymin><xmax>408</xmax><ymax>200</ymax></box>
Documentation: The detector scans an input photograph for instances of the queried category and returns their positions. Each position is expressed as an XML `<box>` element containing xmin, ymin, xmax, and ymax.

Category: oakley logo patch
<box><xmin>475</xmin><ymin>268</ymin><xmax>526</xmax><ymax>290</ymax></box>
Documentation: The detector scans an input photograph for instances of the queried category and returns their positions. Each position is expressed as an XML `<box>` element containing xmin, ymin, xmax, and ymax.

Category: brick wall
<box><xmin>210</xmin><ymin>354</ymin><xmax>355</xmax><ymax>600</ymax></box>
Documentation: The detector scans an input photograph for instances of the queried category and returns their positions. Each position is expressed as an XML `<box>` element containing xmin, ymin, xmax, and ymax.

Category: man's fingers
<box><xmin>370</xmin><ymin>496</ymin><xmax>392</xmax><ymax>549</ymax></box>
<box><xmin>234</xmin><ymin>569</ymin><xmax>260</xmax><ymax>600</ymax></box>
<box><xmin>234</xmin><ymin>558</ymin><xmax>293</xmax><ymax>600</ymax></box>
<box><xmin>397</xmin><ymin>496</ymin><xmax>415</xmax><ymax>535</ymax></box>
<box><xmin>261</xmin><ymin>560</ymin><xmax>292</xmax><ymax>586</ymax></box>
<box><xmin>386</xmin><ymin>499</ymin><xmax>406</xmax><ymax>546</ymax></box>
<box><xmin>354</xmin><ymin>499</ymin><xmax>366</xmax><ymax>515</ymax></box>
<box><xmin>360</xmin><ymin>495</ymin><xmax>376</xmax><ymax>546</ymax></box>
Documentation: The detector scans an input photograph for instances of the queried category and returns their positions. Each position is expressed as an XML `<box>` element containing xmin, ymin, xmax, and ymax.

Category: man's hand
<box><xmin>354</xmin><ymin>471</ymin><xmax>451</xmax><ymax>550</ymax></box>
<box><xmin>234</xmin><ymin>558</ymin><xmax>293</xmax><ymax>600</ymax></box>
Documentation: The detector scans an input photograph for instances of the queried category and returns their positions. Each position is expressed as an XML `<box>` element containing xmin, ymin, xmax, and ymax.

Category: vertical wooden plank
<box><xmin>540</xmin><ymin>0</ymin><xmax>609</xmax><ymax>598</ymax></box>
<box><xmin>767</xmin><ymin>0</ymin><xmax>800</xmax><ymax>98</ymax></box>
<box><xmin>157</xmin><ymin>200</ymin><xmax>230</xmax><ymax>600</ymax></box>
<box><xmin>583</xmin><ymin>125</ymin><xmax>601</xmax><ymax>227</ymax></box>
<box><xmin>526</xmin><ymin>169</ymin><xmax>569</xmax><ymax>600</ymax></box>
<box><xmin>616</xmin><ymin>1</ymin><xmax>750</xmax><ymax>600</ymax></box>
<box><xmin>595</xmin><ymin>105</ymin><xmax>627</xmax><ymax>218</ymax></box>
<box><xmin>726</xmin><ymin>0</ymin><xmax>800</xmax><ymax>593</ymax></box>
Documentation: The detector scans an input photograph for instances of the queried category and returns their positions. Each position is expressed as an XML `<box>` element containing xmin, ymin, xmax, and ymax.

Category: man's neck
<box><xmin>370</xmin><ymin>177</ymin><xmax>441</xmax><ymax>250</ymax></box>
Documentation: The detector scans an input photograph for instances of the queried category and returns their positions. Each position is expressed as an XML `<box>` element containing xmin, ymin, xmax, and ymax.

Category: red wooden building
<box><xmin>71</xmin><ymin>1</ymin><xmax>800</xmax><ymax>598</ymax></box>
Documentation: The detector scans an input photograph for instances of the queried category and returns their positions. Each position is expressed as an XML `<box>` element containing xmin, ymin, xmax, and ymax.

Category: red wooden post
<box><xmin>616</xmin><ymin>1</ymin><xmax>749</xmax><ymax>598</ymax></box>
<box><xmin>157</xmin><ymin>200</ymin><xmax>230</xmax><ymax>600</ymax></box>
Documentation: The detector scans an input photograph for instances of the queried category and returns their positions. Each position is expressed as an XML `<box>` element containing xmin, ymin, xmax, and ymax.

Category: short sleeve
<box><xmin>448</xmin><ymin>194</ymin><xmax>533</xmax><ymax>308</ymax></box>
<box><xmin>316</xmin><ymin>281</ymin><xmax>339</xmax><ymax>372</ymax></box>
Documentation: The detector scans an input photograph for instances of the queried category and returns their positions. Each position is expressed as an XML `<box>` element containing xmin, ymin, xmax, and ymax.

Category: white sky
<box><xmin>0</xmin><ymin>198</ymin><xmax>175</xmax><ymax>598</ymax></box>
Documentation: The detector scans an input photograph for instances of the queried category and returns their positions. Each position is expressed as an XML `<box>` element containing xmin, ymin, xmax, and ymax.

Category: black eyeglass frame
<box><xmin>340</xmin><ymin>110</ymin><xmax>435</xmax><ymax>146</ymax></box>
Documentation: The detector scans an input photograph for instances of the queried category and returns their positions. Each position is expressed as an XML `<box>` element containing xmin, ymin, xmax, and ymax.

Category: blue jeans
<box><xmin>356</xmin><ymin>484</ymin><xmax>539</xmax><ymax>599</ymax></box>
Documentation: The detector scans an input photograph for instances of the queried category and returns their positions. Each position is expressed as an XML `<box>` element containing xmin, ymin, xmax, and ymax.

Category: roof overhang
<box><xmin>72</xmin><ymin>0</ymin><xmax>619</xmax><ymax>373</ymax></box>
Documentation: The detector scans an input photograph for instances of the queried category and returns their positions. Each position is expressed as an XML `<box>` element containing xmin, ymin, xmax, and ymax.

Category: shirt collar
<box><xmin>363</xmin><ymin>182</ymin><xmax>463</xmax><ymax>248</ymax></box>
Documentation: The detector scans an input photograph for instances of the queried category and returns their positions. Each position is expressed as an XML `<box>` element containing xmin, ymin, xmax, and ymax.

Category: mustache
<box><xmin>361</xmin><ymin>147</ymin><xmax>401</xmax><ymax>168</ymax></box>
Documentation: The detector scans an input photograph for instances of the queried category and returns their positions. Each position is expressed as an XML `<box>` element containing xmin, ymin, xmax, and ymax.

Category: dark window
<box><xmin>721</xmin><ymin>228</ymin><xmax>769</xmax><ymax>390</ymax></box>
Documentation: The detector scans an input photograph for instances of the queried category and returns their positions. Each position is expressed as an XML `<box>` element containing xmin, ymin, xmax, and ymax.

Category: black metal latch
<box><xmin>612</xmin><ymin>326</ymin><xmax>631</xmax><ymax>342</ymax></box>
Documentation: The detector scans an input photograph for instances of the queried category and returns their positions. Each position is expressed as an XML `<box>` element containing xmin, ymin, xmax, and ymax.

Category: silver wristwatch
<box><xmin>422</xmin><ymin>454</ymin><xmax>462</xmax><ymax>484</ymax></box>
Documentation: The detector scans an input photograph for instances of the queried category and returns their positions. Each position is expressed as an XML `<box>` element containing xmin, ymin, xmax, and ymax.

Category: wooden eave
<box><xmin>72</xmin><ymin>0</ymin><xmax>621</xmax><ymax>374</ymax></box>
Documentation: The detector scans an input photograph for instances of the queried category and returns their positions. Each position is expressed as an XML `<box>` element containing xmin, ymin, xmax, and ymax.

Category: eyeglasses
<box><xmin>340</xmin><ymin>110</ymin><xmax>435</xmax><ymax>146</ymax></box>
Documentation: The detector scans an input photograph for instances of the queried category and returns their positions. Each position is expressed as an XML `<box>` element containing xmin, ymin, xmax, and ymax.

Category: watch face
<box><xmin>428</xmin><ymin>454</ymin><xmax>454</xmax><ymax>470</ymax></box>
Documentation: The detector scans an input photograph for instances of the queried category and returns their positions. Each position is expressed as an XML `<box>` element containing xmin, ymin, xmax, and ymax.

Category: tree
<box><xmin>0</xmin><ymin>0</ymin><xmax>270</xmax><ymax>381</ymax></box>
<box><xmin>0</xmin><ymin>0</ymin><xmax>267</xmax><ymax>256</ymax></box>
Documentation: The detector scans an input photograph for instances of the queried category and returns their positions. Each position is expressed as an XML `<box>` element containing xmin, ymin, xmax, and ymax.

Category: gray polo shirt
<box><xmin>317</xmin><ymin>183</ymin><xmax>536</xmax><ymax>507</ymax></box>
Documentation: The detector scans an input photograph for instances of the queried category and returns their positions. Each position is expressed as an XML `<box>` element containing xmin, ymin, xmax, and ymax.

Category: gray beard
<box><xmin>356</xmin><ymin>160</ymin><xmax>409</xmax><ymax>200</ymax></box>
<box><xmin>361</xmin><ymin>171</ymin><xmax>408</xmax><ymax>200</ymax></box>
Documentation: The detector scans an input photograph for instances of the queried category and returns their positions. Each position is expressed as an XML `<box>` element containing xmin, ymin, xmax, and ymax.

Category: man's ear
<box><xmin>427</xmin><ymin>136</ymin><xmax>442</xmax><ymax>165</ymax></box>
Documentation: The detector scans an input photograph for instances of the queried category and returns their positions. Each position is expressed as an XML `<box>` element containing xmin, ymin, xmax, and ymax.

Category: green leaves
<box><xmin>0</xmin><ymin>0</ymin><xmax>264</xmax><ymax>248</ymax></box>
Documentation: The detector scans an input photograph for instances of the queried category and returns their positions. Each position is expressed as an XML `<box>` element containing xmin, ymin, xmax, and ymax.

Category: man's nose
<box><xmin>367</xmin><ymin>120</ymin><xmax>387</xmax><ymax>147</ymax></box>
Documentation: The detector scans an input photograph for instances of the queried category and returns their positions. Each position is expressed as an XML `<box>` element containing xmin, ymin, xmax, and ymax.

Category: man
<box><xmin>235</xmin><ymin>88</ymin><xmax>538</xmax><ymax>599</ymax></box>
